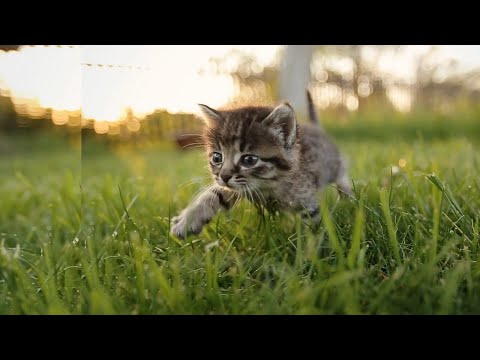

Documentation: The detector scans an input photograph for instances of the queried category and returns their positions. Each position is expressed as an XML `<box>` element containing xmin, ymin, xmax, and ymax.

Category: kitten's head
<box><xmin>199</xmin><ymin>103</ymin><xmax>300</xmax><ymax>193</ymax></box>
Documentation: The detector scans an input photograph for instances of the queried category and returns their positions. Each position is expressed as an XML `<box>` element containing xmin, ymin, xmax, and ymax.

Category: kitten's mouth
<box><xmin>215</xmin><ymin>180</ymin><xmax>242</xmax><ymax>191</ymax></box>
<box><xmin>220</xmin><ymin>183</ymin><xmax>239</xmax><ymax>190</ymax></box>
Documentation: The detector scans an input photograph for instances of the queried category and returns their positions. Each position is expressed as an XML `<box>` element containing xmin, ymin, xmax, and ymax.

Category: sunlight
<box><xmin>387</xmin><ymin>86</ymin><xmax>412</xmax><ymax>113</ymax></box>
<box><xmin>1</xmin><ymin>45</ymin><xmax>479</xmax><ymax>131</ymax></box>
<box><xmin>0</xmin><ymin>46</ymin><xmax>81</xmax><ymax>111</ymax></box>
<box><xmin>0</xmin><ymin>45</ymin><xmax>281</xmax><ymax>128</ymax></box>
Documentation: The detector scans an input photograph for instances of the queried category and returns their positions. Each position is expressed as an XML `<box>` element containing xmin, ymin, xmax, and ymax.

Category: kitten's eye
<box><xmin>211</xmin><ymin>152</ymin><xmax>223</xmax><ymax>165</ymax></box>
<box><xmin>240</xmin><ymin>155</ymin><xmax>258</xmax><ymax>167</ymax></box>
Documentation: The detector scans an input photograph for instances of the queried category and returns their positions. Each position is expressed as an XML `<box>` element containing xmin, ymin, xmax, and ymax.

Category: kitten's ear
<box><xmin>262</xmin><ymin>103</ymin><xmax>297</xmax><ymax>148</ymax></box>
<box><xmin>198</xmin><ymin>104</ymin><xmax>223</xmax><ymax>125</ymax></box>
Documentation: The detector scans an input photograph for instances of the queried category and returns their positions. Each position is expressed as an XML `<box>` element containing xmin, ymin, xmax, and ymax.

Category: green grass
<box><xmin>1</xmin><ymin>121</ymin><xmax>480</xmax><ymax>314</ymax></box>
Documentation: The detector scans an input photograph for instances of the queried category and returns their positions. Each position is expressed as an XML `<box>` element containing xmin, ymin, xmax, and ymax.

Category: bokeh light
<box><xmin>1</xmin><ymin>45</ymin><xmax>479</xmax><ymax>135</ymax></box>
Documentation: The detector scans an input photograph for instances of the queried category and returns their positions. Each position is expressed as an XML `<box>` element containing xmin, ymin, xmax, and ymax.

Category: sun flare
<box><xmin>1</xmin><ymin>45</ymin><xmax>479</xmax><ymax>133</ymax></box>
<box><xmin>0</xmin><ymin>45</ymin><xmax>281</xmax><ymax>127</ymax></box>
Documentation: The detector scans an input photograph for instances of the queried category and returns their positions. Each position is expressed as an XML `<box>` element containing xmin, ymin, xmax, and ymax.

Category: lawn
<box><xmin>1</xmin><ymin>116</ymin><xmax>479</xmax><ymax>314</ymax></box>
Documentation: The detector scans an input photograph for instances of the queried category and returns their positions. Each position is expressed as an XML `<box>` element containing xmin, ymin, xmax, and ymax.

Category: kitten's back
<box><xmin>299</xmin><ymin>91</ymin><xmax>343</xmax><ymax>186</ymax></box>
<box><xmin>299</xmin><ymin>123</ymin><xmax>343</xmax><ymax>187</ymax></box>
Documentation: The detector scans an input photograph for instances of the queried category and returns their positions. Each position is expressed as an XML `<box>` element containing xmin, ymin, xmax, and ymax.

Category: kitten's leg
<box><xmin>300</xmin><ymin>199</ymin><xmax>321</xmax><ymax>228</ymax></box>
<box><xmin>171</xmin><ymin>186</ymin><xmax>237</xmax><ymax>239</ymax></box>
<box><xmin>336</xmin><ymin>160</ymin><xmax>353</xmax><ymax>198</ymax></box>
<box><xmin>336</xmin><ymin>173</ymin><xmax>353</xmax><ymax>198</ymax></box>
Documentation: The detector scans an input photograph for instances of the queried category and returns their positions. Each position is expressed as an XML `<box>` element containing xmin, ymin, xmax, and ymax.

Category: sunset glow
<box><xmin>0</xmin><ymin>45</ymin><xmax>479</xmax><ymax>131</ymax></box>
<box><xmin>0</xmin><ymin>45</ymin><xmax>280</xmax><ymax>126</ymax></box>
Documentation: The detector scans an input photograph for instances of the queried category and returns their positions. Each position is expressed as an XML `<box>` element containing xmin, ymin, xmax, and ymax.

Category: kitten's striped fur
<box><xmin>171</xmin><ymin>91</ymin><xmax>352</xmax><ymax>239</ymax></box>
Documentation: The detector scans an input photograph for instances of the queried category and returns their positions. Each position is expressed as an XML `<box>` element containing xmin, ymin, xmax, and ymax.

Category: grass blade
<box><xmin>379</xmin><ymin>188</ymin><xmax>401</xmax><ymax>265</ymax></box>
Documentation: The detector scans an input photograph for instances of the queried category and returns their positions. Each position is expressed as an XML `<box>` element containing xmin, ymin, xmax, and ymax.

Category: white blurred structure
<box><xmin>279</xmin><ymin>45</ymin><xmax>314</xmax><ymax>118</ymax></box>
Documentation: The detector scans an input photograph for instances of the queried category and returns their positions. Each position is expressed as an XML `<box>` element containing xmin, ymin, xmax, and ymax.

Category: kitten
<box><xmin>171</xmin><ymin>90</ymin><xmax>352</xmax><ymax>239</ymax></box>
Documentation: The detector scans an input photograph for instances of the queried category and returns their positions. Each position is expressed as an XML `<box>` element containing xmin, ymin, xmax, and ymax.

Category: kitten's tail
<box><xmin>306</xmin><ymin>89</ymin><xmax>321</xmax><ymax>126</ymax></box>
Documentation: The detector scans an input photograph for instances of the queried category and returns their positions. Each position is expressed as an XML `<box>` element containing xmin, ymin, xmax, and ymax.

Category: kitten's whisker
<box><xmin>179</xmin><ymin>133</ymin><xmax>202</xmax><ymax>137</ymax></box>
<box><xmin>250</xmin><ymin>185</ymin><xmax>261</xmax><ymax>205</ymax></box>
<box><xmin>178</xmin><ymin>176</ymin><xmax>209</xmax><ymax>188</ymax></box>
<box><xmin>202</xmin><ymin>184</ymin><xmax>216</xmax><ymax>219</ymax></box>
<box><xmin>243</xmin><ymin>185</ymin><xmax>250</xmax><ymax>203</ymax></box>
<box><xmin>191</xmin><ymin>183</ymin><xmax>213</xmax><ymax>202</ymax></box>
<box><xmin>191</xmin><ymin>186</ymin><xmax>208</xmax><ymax>200</ymax></box>
<box><xmin>192</xmin><ymin>183</ymin><xmax>211</xmax><ymax>220</ymax></box>
<box><xmin>182</xmin><ymin>141</ymin><xmax>204</xmax><ymax>146</ymax></box>
<box><xmin>247</xmin><ymin>184</ymin><xmax>260</xmax><ymax>203</ymax></box>
<box><xmin>251</xmin><ymin>183</ymin><xmax>266</xmax><ymax>206</ymax></box>
<box><xmin>182</xmin><ymin>143</ymin><xmax>205</xmax><ymax>149</ymax></box>
<box><xmin>247</xmin><ymin>185</ymin><xmax>254</xmax><ymax>203</ymax></box>
<box><xmin>239</xmin><ymin>193</ymin><xmax>243</xmax><ymax>207</ymax></box>
<box><xmin>233</xmin><ymin>189</ymin><xmax>243</xmax><ymax>208</ymax></box>
<box><xmin>226</xmin><ymin>191</ymin><xmax>237</xmax><ymax>206</ymax></box>
<box><xmin>245</xmin><ymin>184</ymin><xmax>255</xmax><ymax>205</ymax></box>
<box><xmin>210</xmin><ymin>185</ymin><xmax>220</xmax><ymax>209</ymax></box>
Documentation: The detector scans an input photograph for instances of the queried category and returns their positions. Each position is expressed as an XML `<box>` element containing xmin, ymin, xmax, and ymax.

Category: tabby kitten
<box><xmin>171</xmin><ymin>91</ymin><xmax>352</xmax><ymax>239</ymax></box>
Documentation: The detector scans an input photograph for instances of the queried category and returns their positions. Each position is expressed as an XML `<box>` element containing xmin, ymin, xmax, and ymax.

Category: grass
<box><xmin>1</xmin><ymin>117</ymin><xmax>480</xmax><ymax>314</ymax></box>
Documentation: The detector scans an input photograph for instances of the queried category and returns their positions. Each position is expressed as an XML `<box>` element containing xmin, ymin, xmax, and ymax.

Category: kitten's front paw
<box><xmin>170</xmin><ymin>212</ymin><xmax>204</xmax><ymax>240</ymax></box>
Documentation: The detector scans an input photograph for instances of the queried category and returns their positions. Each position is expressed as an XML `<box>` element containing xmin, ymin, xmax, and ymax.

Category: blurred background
<box><xmin>1</xmin><ymin>45</ymin><xmax>479</xmax><ymax>144</ymax></box>
<box><xmin>1</xmin><ymin>45</ymin><xmax>479</xmax><ymax>189</ymax></box>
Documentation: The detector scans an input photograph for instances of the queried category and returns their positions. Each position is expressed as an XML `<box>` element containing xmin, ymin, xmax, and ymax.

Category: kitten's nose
<box><xmin>220</xmin><ymin>174</ymin><xmax>232</xmax><ymax>184</ymax></box>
